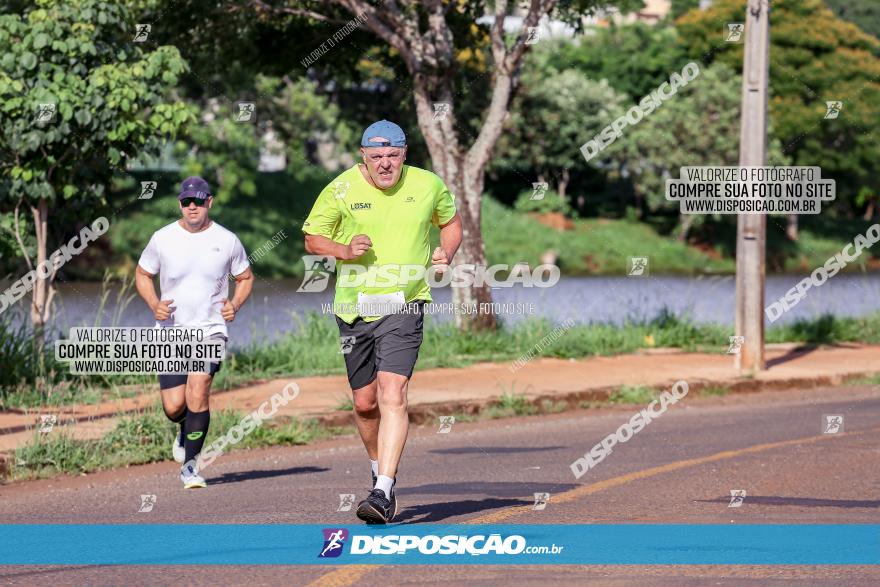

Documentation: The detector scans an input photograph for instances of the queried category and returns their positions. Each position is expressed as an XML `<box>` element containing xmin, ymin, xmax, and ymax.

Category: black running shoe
<box><xmin>389</xmin><ymin>483</ymin><xmax>398</xmax><ymax>519</ymax></box>
<box><xmin>357</xmin><ymin>488</ymin><xmax>396</xmax><ymax>524</ymax></box>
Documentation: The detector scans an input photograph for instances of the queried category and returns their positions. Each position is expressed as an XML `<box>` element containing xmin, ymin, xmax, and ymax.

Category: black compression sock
<box><xmin>165</xmin><ymin>407</ymin><xmax>187</xmax><ymax>424</ymax></box>
<box><xmin>183</xmin><ymin>409</ymin><xmax>210</xmax><ymax>463</ymax></box>
<box><xmin>165</xmin><ymin>408</ymin><xmax>187</xmax><ymax>445</ymax></box>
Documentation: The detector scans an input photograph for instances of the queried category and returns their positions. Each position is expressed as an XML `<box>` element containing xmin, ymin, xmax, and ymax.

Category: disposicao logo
<box><xmin>319</xmin><ymin>528</ymin><xmax>348</xmax><ymax>558</ymax></box>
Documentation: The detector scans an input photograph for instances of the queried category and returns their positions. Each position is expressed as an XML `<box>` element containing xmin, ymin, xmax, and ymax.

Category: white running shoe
<box><xmin>180</xmin><ymin>462</ymin><xmax>206</xmax><ymax>489</ymax></box>
<box><xmin>172</xmin><ymin>430</ymin><xmax>185</xmax><ymax>463</ymax></box>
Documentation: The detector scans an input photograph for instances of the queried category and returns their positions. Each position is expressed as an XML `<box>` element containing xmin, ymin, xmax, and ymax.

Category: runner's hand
<box><xmin>221</xmin><ymin>298</ymin><xmax>237</xmax><ymax>322</ymax></box>
<box><xmin>153</xmin><ymin>299</ymin><xmax>174</xmax><ymax>321</ymax></box>
<box><xmin>347</xmin><ymin>234</ymin><xmax>372</xmax><ymax>259</ymax></box>
<box><xmin>431</xmin><ymin>246</ymin><xmax>449</xmax><ymax>274</ymax></box>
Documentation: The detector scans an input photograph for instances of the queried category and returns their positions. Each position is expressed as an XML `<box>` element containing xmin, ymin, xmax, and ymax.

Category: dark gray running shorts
<box><xmin>335</xmin><ymin>301</ymin><xmax>425</xmax><ymax>389</ymax></box>
<box><xmin>158</xmin><ymin>333</ymin><xmax>226</xmax><ymax>390</ymax></box>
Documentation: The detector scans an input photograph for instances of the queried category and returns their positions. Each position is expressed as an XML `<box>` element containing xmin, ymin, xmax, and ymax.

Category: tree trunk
<box><xmin>410</xmin><ymin>75</ymin><xmax>497</xmax><ymax>330</ymax></box>
<box><xmin>30</xmin><ymin>198</ymin><xmax>55</xmax><ymax>352</ymax></box>
<box><xmin>632</xmin><ymin>181</ymin><xmax>643</xmax><ymax>219</ymax></box>
<box><xmin>677</xmin><ymin>213</ymin><xmax>696</xmax><ymax>242</ymax></box>
<box><xmin>786</xmin><ymin>213</ymin><xmax>798</xmax><ymax>241</ymax></box>
<box><xmin>558</xmin><ymin>168</ymin><xmax>569</xmax><ymax>199</ymax></box>
<box><xmin>451</xmin><ymin>166</ymin><xmax>495</xmax><ymax>330</ymax></box>
<box><xmin>321</xmin><ymin>0</ymin><xmax>554</xmax><ymax>330</ymax></box>
<box><xmin>863</xmin><ymin>197</ymin><xmax>875</xmax><ymax>220</ymax></box>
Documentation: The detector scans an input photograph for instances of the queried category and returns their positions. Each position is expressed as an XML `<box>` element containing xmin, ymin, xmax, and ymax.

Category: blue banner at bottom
<box><xmin>0</xmin><ymin>524</ymin><xmax>876</xmax><ymax>565</ymax></box>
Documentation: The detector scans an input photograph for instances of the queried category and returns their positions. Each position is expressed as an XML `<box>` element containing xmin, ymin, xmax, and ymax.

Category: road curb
<box><xmin>3</xmin><ymin>368</ymin><xmax>877</xmax><ymax>458</ymax></box>
<box><xmin>314</xmin><ymin>370</ymin><xmax>879</xmax><ymax>428</ymax></box>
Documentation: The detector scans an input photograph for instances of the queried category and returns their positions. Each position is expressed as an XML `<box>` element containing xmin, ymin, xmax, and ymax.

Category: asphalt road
<box><xmin>1</xmin><ymin>383</ymin><xmax>878</xmax><ymax>585</ymax></box>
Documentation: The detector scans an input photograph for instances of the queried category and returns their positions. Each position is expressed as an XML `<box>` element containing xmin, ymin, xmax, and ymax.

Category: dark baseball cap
<box><xmin>178</xmin><ymin>176</ymin><xmax>211</xmax><ymax>200</ymax></box>
<box><xmin>361</xmin><ymin>120</ymin><xmax>406</xmax><ymax>148</ymax></box>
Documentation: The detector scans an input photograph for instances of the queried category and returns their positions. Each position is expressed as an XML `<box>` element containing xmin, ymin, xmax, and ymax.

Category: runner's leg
<box><xmin>159</xmin><ymin>378</ymin><xmax>186</xmax><ymax>420</ymax></box>
<box><xmin>159</xmin><ymin>377</ymin><xmax>187</xmax><ymax>461</ymax></box>
<box><xmin>352</xmin><ymin>379</ymin><xmax>380</xmax><ymax>462</ymax></box>
<box><xmin>376</xmin><ymin>371</ymin><xmax>409</xmax><ymax>480</ymax></box>
<box><xmin>356</xmin><ymin>306</ymin><xmax>422</xmax><ymax>522</ymax></box>
<box><xmin>183</xmin><ymin>372</ymin><xmax>213</xmax><ymax>464</ymax></box>
<box><xmin>336</xmin><ymin>316</ymin><xmax>378</xmax><ymax>481</ymax></box>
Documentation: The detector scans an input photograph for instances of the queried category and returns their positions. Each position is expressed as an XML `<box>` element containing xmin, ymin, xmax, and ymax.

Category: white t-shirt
<box><xmin>137</xmin><ymin>221</ymin><xmax>250</xmax><ymax>338</ymax></box>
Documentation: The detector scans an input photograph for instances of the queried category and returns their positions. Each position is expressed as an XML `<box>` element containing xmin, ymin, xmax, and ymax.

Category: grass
<box><xmin>845</xmin><ymin>373</ymin><xmax>880</xmax><ymax>386</ymax></box>
<box><xmin>101</xmin><ymin>174</ymin><xmax>878</xmax><ymax>279</ymax></box>
<box><xmin>483</xmin><ymin>197</ymin><xmax>880</xmax><ymax>276</ymax></box>
<box><xmin>481</xmin><ymin>197</ymin><xmax>736</xmax><ymax>275</ymax></box>
<box><xmin>609</xmin><ymin>385</ymin><xmax>657</xmax><ymax>404</ymax></box>
<box><xmin>0</xmin><ymin>274</ymin><xmax>156</xmax><ymax>409</ymax></box>
<box><xmin>540</xmin><ymin>399</ymin><xmax>569</xmax><ymax>413</ymax></box>
<box><xmin>766</xmin><ymin>314</ymin><xmax>880</xmax><ymax>346</ymax></box>
<box><xmin>484</xmin><ymin>392</ymin><xmax>538</xmax><ymax>419</ymax></box>
<box><xmin>699</xmin><ymin>385</ymin><xmax>730</xmax><ymax>397</ymax></box>
<box><xmin>7</xmin><ymin>308</ymin><xmax>880</xmax><ymax>409</ymax></box>
<box><xmin>480</xmin><ymin>382</ymin><xmax>539</xmax><ymax>419</ymax></box>
<box><xmin>334</xmin><ymin>396</ymin><xmax>354</xmax><ymax>411</ymax></box>
<box><xmin>443</xmin><ymin>412</ymin><xmax>477</xmax><ymax>424</ymax></box>
<box><xmin>9</xmin><ymin>403</ymin><xmax>352</xmax><ymax>481</ymax></box>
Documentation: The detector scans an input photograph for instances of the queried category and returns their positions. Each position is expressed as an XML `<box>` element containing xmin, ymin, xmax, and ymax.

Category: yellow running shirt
<box><xmin>302</xmin><ymin>164</ymin><xmax>457</xmax><ymax>323</ymax></box>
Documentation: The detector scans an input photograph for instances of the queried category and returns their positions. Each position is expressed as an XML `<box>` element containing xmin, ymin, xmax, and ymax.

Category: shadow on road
<box><xmin>696</xmin><ymin>495</ymin><xmax>880</xmax><ymax>508</ymax></box>
<box><xmin>402</xmin><ymin>481</ymin><xmax>578</xmax><ymax>498</ymax></box>
<box><xmin>429</xmin><ymin>446</ymin><xmax>566</xmax><ymax>455</ymax></box>
<box><xmin>766</xmin><ymin>346</ymin><xmax>818</xmax><ymax>368</ymax></box>
<box><xmin>393</xmin><ymin>497</ymin><xmax>532</xmax><ymax>524</ymax></box>
<box><xmin>0</xmin><ymin>566</ymin><xmax>103</xmax><ymax>582</ymax></box>
<box><xmin>210</xmin><ymin>466</ymin><xmax>329</xmax><ymax>486</ymax></box>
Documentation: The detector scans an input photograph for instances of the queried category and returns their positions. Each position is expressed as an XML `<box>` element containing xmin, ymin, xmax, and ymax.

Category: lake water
<box><xmin>24</xmin><ymin>273</ymin><xmax>878</xmax><ymax>348</ymax></box>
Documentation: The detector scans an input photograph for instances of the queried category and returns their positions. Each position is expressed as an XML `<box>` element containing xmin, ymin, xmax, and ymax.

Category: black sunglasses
<box><xmin>180</xmin><ymin>197</ymin><xmax>208</xmax><ymax>207</ymax></box>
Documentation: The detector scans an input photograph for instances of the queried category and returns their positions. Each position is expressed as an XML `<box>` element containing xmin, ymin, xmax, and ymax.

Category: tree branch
<box><xmin>424</xmin><ymin>0</ymin><xmax>454</xmax><ymax>70</ymax></box>
<box><xmin>41</xmin><ymin>284</ymin><xmax>56</xmax><ymax>323</ymax></box>
<box><xmin>504</xmin><ymin>0</ymin><xmax>555</xmax><ymax>72</ymax></box>
<box><xmin>466</xmin><ymin>0</ymin><xmax>556</xmax><ymax>175</ymax></box>
<box><xmin>242</xmin><ymin>0</ymin><xmax>348</xmax><ymax>24</ymax></box>
<box><xmin>13</xmin><ymin>199</ymin><xmax>34</xmax><ymax>272</ymax></box>
<box><xmin>332</xmin><ymin>0</ymin><xmax>420</xmax><ymax>70</ymax></box>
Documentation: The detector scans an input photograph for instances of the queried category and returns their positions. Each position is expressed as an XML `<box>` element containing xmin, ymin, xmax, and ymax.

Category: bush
<box><xmin>0</xmin><ymin>314</ymin><xmax>40</xmax><ymax>396</ymax></box>
<box><xmin>11</xmin><ymin>402</ymin><xmax>344</xmax><ymax>480</ymax></box>
<box><xmin>513</xmin><ymin>189</ymin><xmax>573</xmax><ymax>217</ymax></box>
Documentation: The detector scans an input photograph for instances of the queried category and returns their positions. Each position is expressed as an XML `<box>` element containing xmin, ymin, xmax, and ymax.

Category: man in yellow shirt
<box><xmin>303</xmin><ymin>120</ymin><xmax>462</xmax><ymax>523</ymax></box>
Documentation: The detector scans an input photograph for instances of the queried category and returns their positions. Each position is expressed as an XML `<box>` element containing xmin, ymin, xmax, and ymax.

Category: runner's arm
<box><xmin>135</xmin><ymin>265</ymin><xmax>173</xmax><ymax>320</ymax></box>
<box><xmin>134</xmin><ymin>265</ymin><xmax>161</xmax><ymax>311</ymax></box>
<box><xmin>136</xmin><ymin>234</ymin><xmax>172</xmax><ymax>319</ymax></box>
<box><xmin>437</xmin><ymin>213</ymin><xmax>462</xmax><ymax>263</ymax></box>
<box><xmin>303</xmin><ymin>184</ymin><xmax>365</xmax><ymax>259</ymax></box>
<box><xmin>304</xmin><ymin>234</ymin><xmax>354</xmax><ymax>260</ymax></box>
<box><xmin>228</xmin><ymin>267</ymin><xmax>254</xmax><ymax>312</ymax></box>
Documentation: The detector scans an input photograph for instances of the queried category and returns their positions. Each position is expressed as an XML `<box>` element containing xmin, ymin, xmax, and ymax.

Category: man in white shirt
<box><xmin>135</xmin><ymin>176</ymin><xmax>253</xmax><ymax>489</ymax></box>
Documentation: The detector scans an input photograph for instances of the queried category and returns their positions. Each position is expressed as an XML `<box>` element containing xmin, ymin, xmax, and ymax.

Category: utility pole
<box><xmin>735</xmin><ymin>0</ymin><xmax>770</xmax><ymax>372</ymax></box>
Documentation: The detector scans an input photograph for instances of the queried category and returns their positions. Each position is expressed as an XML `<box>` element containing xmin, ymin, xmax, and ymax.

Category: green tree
<box><xmin>670</xmin><ymin>0</ymin><xmax>700</xmax><ymax>20</ymax></box>
<box><xmin>0</xmin><ymin>0</ymin><xmax>191</xmax><ymax>340</ymax></box>
<box><xmin>177</xmin><ymin>74</ymin><xmax>355</xmax><ymax>204</ymax></box>
<box><xmin>825</xmin><ymin>0</ymin><xmax>880</xmax><ymax>40</ymax></box>
<box><xmin>493</xmin><ymin>44</ymin><xmax>628</xmax><ymax>204</ymax></box>
<box><xmin>606</xmin><ymin>63</ymin><xmax>788</xmax><ymax>240</ymax></box>
<box><xmin>544</xmin><ymin>23</ymin><xmax>686</xmax><ymax>100</ymax></box>
<box><xmin>677</xmin><ymin>0</ymin><xmax>880</xmax><ymax>220</ymax></box>
<box><xmin>232</xmin><ymin>0</ymin><xmax>643</xmax><ymax>331</ymax></box>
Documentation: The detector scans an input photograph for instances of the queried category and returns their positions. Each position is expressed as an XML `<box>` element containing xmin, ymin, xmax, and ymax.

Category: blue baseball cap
<box><xmin>178</xmin><ymin>176</ymin><xmax>211</xmax><ymax>200</ymax></box>
<box><xmin>361</xmin><ymin>120</ymin><xmax>407</xmax><ymax>148</ymax></box>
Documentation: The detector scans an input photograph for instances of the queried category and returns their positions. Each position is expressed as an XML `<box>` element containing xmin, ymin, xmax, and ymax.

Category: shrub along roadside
<box><xmin>9</xmin><ymin>403</ymin><xmax>352</xmax><ymax>481</ymax></box>
<box><xmin>8</xmin><ymin>379</ymin><xmax>739</xmax><ymax>482</ymax></box>
<box><xmin>5</xmin><ymin>310</ymin><xmax>880</xmax><ymax>409</ymax></box>
<box><xmin>223</xmin><ymin>310</ymin><xmax>880</xmax><ymax>386</ymax></box>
